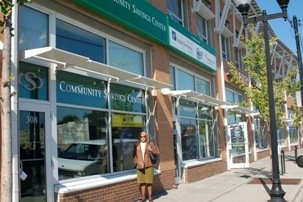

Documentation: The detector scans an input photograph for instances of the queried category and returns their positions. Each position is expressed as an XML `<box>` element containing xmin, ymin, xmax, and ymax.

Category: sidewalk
<box><xmin>153</xmin><ymin>150</ymin><xmax>303</xmax><ymax>202</ymax></box>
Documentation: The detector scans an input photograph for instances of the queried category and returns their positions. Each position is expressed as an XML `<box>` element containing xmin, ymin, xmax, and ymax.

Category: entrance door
<box><xmin>19</xmin><ymin>102</ymin><xmax>52</xmax><ymax>202</ymax></box>
<box><xmin>227</xmin><ymin>122</ymin><xmax>249</xmax><ymax>169</ymax></box>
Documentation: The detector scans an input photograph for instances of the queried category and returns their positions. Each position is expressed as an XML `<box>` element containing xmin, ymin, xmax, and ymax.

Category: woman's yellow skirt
<box><xmin>137</xmin><ymin>166</ymin><xmax>154</xmax><ymax>184</ymax></box>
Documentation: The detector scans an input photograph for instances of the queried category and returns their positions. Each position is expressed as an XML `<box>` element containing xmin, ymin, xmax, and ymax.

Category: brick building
<box><xmin>0</xmin><ymin>0</ymin><xmax>300</xmax><ymax>201</ymax></box>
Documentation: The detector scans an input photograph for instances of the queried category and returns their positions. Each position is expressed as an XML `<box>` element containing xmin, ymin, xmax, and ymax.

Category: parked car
<box><xmin>58</xmin><ymin>138</ymin><xmax>137</xmax><ymax>180</ymax></box>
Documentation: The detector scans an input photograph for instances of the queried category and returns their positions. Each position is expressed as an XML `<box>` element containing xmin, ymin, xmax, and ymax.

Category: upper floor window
<box><xmin>235</xmin><ymin>48</ymin><xmax>243</xmax><ymax>71</ymax></box>
<box><xmin>195</xmin><ymin>77</ymin><xmax>211</xmax><ymax>96</ymax></box>
<box><xmin>108</xmin><ymin>41</ymin><xmax>144</xmax><ymax>75</ymax></box>
<box><xmin>56</xmin><ymin>19</ymin><xmax>106</xmax><ymax>63</ymax></box>
<box><xmin>176</xmin><ymin>69</ymin><xmax>194</xmax><ymax>90</ymax></box>
<box><xmin>221</xmin><ymin>36</ymin><xmax>230</xmax><ymax>61</ymax></box>
<box><xmin>196</xmin><ymin>14</ymin><xmax>210</xmax><ymax>44</ymax></box>
<box><xmin>226</xmin><ymin>88</ymin><xmax>243</xmax><ymax>104</ymax></box>
<box><xmin>166</xmin><ymin>0</ymin><xmax>185</xmax><ymax>26</ymax></box>
<box><xmin>19</xmin><ymin>6</ymin><xmax>49</xmax><ymax>51</ymax></box>
<box><xmin>170</xmin><ymin>66</ymin><xmax>212</xmax><ymax>96</ymax></box>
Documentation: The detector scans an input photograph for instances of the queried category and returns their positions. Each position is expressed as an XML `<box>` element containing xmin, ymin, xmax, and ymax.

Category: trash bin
<box><xmin>295</xmin><ymin>155</ymin><xmax>303</xmax><ymax>168</ymax></box>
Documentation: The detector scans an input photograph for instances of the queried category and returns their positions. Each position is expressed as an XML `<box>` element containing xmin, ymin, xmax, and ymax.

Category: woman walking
<box><xmin>133</xmin><ymin>132</ymin><xmax>159</xmax><ymax>202</ymax></box>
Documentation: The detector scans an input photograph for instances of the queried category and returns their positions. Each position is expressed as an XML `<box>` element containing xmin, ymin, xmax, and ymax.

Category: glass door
<box><xmin>226</xmin><ymin>122</ymin><xmax>249</xmax><ymax>169</ymax></box>
<box><xmin>19</xmin><ymin>103</ymin><xmax>52</xmax><ymax>202</ymax></box>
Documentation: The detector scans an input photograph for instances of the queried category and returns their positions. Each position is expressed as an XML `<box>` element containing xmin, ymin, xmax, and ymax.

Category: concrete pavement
<box><xmin>153</xmin><ymin>150</ymin><xmax>303</xmax><ymax>202</ymax></box>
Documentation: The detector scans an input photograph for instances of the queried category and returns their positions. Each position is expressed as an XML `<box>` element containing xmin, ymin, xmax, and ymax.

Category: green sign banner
<box><xmin>71</xmin><ymin>0</ymin><xmax>168</xmax><ymax>45</ymax></box>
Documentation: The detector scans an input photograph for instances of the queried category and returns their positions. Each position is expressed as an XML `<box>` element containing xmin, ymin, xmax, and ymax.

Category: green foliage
<box><xmin>0</xmin><ymin>0</ymin><xmax>32</xmax><ymax>26</ymax></box>
<box><xmin>227</xmin><ymin>25</ymin><xmax>301</xmax><ymax>128</ymax></box>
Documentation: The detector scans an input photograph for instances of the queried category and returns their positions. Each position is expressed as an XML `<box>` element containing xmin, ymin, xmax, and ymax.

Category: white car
<box><xmin>58</xmin><ymin>139</ymin><xmax>137</xmax><ymax>180</ymax></box>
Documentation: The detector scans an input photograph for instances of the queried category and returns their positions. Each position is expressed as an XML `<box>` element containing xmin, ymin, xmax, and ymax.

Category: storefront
<box><xmin>15</xmin><ymin>1</ymin><xmax>171</xmax><ymax>201</ymax></box>
<box><xmin>8</xmin><ymin>0</ymin><xmax>223</xmax><ymax>201</ymax></box>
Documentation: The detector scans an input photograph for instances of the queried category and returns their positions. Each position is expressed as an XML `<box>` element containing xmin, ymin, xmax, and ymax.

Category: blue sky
<box><xmin>256</xmin><ymin>0</ymin><xmax>303</xmax><ymax>54</ymax></box>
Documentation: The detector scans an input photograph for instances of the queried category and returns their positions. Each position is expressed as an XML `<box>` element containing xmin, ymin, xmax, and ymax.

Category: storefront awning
<box><xmin>21</xmin><ymin>47</ymin><xmax>171</xmax><ymax>89</ymax></box>
<box><xmin>220</xmin><ymin>104</ymin><xmax>252</xmax><ymax>114</ymax></box>
<box><xmin>166</xmin><ymin>90</ymin><xmax>227</xmax><ymax>106</ymax></box>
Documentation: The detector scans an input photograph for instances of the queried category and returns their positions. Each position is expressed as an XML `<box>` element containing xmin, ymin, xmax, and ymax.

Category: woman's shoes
<box><xmin>148</xmin><ymin>198</ymin><xmax>153</xmax><ymax>202</ymax></box>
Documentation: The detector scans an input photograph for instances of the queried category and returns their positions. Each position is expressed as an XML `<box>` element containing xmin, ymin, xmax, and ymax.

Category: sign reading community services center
<box><xmin>71</xmin><ymin>0</ymin><xmax>168</xmax><ymax>44</ymax></box>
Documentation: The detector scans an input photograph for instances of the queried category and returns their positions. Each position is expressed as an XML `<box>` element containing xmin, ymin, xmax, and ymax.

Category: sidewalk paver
<box><xmin>153</xmin><ymin>150</ymin><xmax>303</xmax><ymax>202</ymax></box>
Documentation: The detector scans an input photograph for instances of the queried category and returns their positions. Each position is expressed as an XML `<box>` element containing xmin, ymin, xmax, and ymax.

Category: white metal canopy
<box><xmin>167</xmin><ymin>89</ymin><xmax>251</xmax><ymax>114</ymax></box>
<box><xmin>21</xmin><ymin>47</ymin><xmax>171</xmax><ymax>89</ymax></box>
<box><xmin>220</xmin><ymin>104</ymin><xmax>251</xmax><ymax>114</ymax></box>
<box><xmin>167</xmin><ymin>89</ymin><xmax>227</xmax><ymax>106</ymax></box>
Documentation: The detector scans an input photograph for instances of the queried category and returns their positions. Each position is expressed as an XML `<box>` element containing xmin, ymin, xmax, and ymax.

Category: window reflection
<box><xmin>111</xmin><ymin>113</ymin><xmax>145</xmax><ymax>172</ymax></box>
<box><xmin>56</xmin><ymin>19</ymin><xmax>106</xmax><ymax>63</ymax></box>
<box><xmin>109</xmin><ymin>41</ymin><xmax>144</xmax><ymax>75</ymax></box>
<box><xmin>57</xmin><ymin>107</ymin><xmax>108</xmax><ymax>180</ymax></box>
<box><xmin>19</xmin><ymin>6</ymin><xmax>49</xmax><ymax>51</ymax></box>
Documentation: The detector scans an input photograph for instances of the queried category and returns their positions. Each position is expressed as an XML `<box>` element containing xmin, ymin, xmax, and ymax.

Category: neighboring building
<box><xmin>0</xmin><ymin>0</ymin><xmax>300</xmax><ymax>201</ymax></box>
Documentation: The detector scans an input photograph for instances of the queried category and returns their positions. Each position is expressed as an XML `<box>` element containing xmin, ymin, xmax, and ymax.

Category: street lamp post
<box><xmin>292</xmin><ymin>16</ymin><xmax>303</xmax><ymax>111</ymax></box>
<box><xmin>234</xmin><ymin>0</ymin><xmax>290</xmax><ymax>201</ymax></box>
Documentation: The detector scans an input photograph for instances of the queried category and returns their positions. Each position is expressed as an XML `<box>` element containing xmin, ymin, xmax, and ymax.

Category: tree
<box><xmin>0</xmin><ymin>1</ymin><xmax>31</xmax><ymax>201</ymax></box>
<box><xmin>227</xmin><ymin>25</ymin><xmax>301</xmax><ymax>129</ymax></box>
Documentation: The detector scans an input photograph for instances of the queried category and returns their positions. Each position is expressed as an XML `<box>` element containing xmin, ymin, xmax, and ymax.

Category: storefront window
<box><xmin>289</xmin><ymin>127</ymin><xmax>298</xmax><ymax>144</ymax></box>
<box><xmin>57</xmin><ymin>107</ymin><xmax>108</xmax><ymax>180</ymax></box>
<box><xmin>198</xmin><ymin>104</ymin><xmax>217</xmax><ymax>158</ymax></box>
<box><xmin>19</xmin><ymin>6</ymin><xmax>49</xmax><ymax>51</ymax></box>
<box><xmin>111</xmin><ymin>113</ymin><xmax>144</xmax><ymax>171</ymax></box>
<box><xmin>109</xmin><ymin>41</ymin><xmax>144</xmax><ymax>75</ymax></box>
<box><xmin>179</xmin><ymin>100</ymin><xmax>196</xmax><ymax>117</ymax></box>
<box><xmin>277</xmin><ymin>128</ymin><xmax>287</xmax><ymax>146</ymax></box>
<box><xmin>56</xmin><ymin>19</ymin><xmax>106</xmax><ymax>63</ymax></box>
<box><xmin>181</xmin><ymin>118</ymin><xmax>198</xmax><ymax>160</ymax></box>
<box><xmin>110</xmin><ymin>84</ymin><xmax>145</xmax><ymax>113</ymax></box>
<box><xmin>19</xmin><ymin>62</ymin><xmax>49</xmax><ymax>100</ymax></box>
<box><xmin>254</xmin><ymin>117</ymin><xmax>268</xmax><ymax>150</ymax></box>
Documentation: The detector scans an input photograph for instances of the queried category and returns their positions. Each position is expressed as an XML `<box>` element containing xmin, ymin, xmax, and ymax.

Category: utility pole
<box><xmin>293</xmin><ymin>16</ymin><xmax>303</xmax><ymax>110</ymax></box>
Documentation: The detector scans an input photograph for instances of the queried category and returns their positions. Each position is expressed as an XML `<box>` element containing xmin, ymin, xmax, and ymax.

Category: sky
<box><xmin>255</xmin><ymin>0</ymin><xmax>303</xmax><ymax>54</ymax></box>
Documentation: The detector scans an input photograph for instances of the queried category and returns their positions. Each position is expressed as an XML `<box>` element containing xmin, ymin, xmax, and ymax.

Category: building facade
<box><xmin>0</xmin><ymin>0</ymin><xmax>300</xmax><ymax>201</ymax></box>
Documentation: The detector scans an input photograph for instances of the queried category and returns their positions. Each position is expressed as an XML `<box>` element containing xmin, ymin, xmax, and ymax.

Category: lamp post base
<box><xmin>269</xmin><ymin>182</ymin><xmax>286</xmax><ymax>202</ymax></box>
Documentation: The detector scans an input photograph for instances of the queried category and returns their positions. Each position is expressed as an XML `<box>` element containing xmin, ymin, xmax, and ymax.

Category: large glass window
<box><xmin>176</xmin><ymin>69</ymin><xmax>194</xmax><ymax>90</ymax></box>
<box><xmin>196</xmin><ymin>77</ymin><xmax>211</xmax><ymax>96</ymax></box>
<box><xmin>57</xmin><ymin>107</ymin><xmax>108</xmax><ymax>180</ymax></box>
<box><xmin>108</xmin><ymin>41</ymin><xmax>144</xmax><ymax>75</ymax></box>
<box><xmin>19</xmin><ymin>62</ymin><xmax>49</xmax><ymax>100</ymax></box>
<box><xmin>179</xmin><ymin>100</ymin><xmax>217</xmax><ymax>161</ymax></box>
<box><xmin>56</xmin><ymin>19</ymin><xmax>106</xmax><ymax>63</ymax></box>
<box><xmin>181</xmin><ymin>118</ymin><xmax>198</xmax><ymax>160</ymax></box>
<box><xmin>111</xmin><ymin>113</ymin><xmax>144</xmax><ymax>172</ymax></box>
<box><xmin>166</xmin><ymin>0</ymin><xmax>185</xmax><ymax>26</ymax></box>
<box><xmin>226</xmin><ymin>89</ymin><xmax>243</xmax><ymax>104</ymax></box>
<box><xmin>198</xmin><ymin>104</ymin><xmax>217</xmax><ymax>158</ymax></box>
<box><xmin>289</xmin><ymin>127</ymin><xmax>298</xmax><ymax>144</ymax></box>
<box><xmin>19</xmin><ymin>6</ymin><xmax>49</xmax><ymax>50</ymax></box>
<box><xmin>254</xmin><ymin>117</ymin><xmax>268</xmax><ymax>150</ymax></box>
<box><xmin>277</xmin><ymin>128</ymin><xmax>287</xmax><ymax>146</ymax></box>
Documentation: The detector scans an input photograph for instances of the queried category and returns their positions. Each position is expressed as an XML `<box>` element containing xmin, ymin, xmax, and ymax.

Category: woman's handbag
<box><xmin>148</xmin><ymin>150</ymin><xmax>159</xmax><ymax>165</ymax></box>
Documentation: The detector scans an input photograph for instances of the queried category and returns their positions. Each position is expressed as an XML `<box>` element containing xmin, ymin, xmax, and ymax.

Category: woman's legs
<box><xmin>139</xmin><ymin>183</ymin><xmax>146</xmax><ymax>201</ymax></box>
<box><xmin>147</xmin><ymin>184</ymin><xmax>153</xmax><ymax>201</ymax></box>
